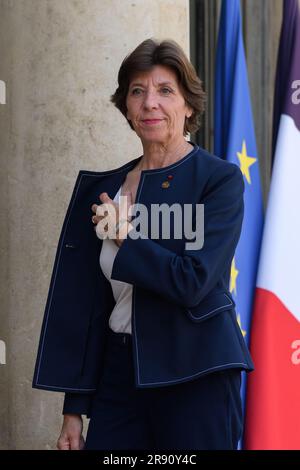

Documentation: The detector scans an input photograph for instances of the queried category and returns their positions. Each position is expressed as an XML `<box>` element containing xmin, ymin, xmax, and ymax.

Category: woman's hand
<box><xmin>57</xmin><ymin>414</ymin><xmax>85</xmax><ymax>450</ymax></box>
<box><xmin>91</xmin><ymin>192</ymin><xmax>133</xmax><ymax>247</ymax></box>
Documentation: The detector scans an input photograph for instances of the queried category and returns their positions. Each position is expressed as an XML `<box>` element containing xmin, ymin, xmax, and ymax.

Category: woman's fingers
<box><xmin>91</xmin><ymin>193</ymin><xmax>119</xmax><ymax>224</ymax></box>
<box><xmin>91</xmin><ymin>192</ymin><xmax>134</xmax><ymax>242</ymax></box>
<box><xmin>57</xmin><ymin>415</ymin><xmax>83</xmax><ymax>451</ymax></box>
<box><xmin>57</xmin><ymin>435</ymin><xmax>70</xmax><ymax>450</ymax></box>
<box><xmin>69</xmin><ymin>435</ymin><xmax>81</xmax><ymax>450</ymax></box>
<box><xmin>91</xmin><ymin>203</ymin><xmax>98</xmax><ymax>214</ymax></box>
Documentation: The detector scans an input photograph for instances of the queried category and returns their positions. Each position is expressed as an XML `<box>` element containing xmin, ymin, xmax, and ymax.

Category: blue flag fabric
<box><xmin>214</xmin><ymin>0</ymin><xmax>264</xmax><ymax>436</ymax></box>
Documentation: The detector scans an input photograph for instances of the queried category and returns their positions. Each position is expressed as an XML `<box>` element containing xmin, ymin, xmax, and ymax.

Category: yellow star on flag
<box><xmin>237</xmin><ymin>140</ymin><xmax>257</xmax><ymax>184</ymax></box>
<box><xmin>237</xmin><ymin>314</ymin><xmax>247</xmax><ymax>337</ymax></box>
<box><xmin>230</xmin><ymin>257</ymin><xmax>239</xmax><ymax>295</ymax></box>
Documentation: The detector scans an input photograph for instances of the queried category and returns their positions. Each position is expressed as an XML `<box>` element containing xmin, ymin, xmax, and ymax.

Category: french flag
<box><xmin>245</xmin><ymin>0</ymin><xmax>300</xmax><ymax>449</ymax></box>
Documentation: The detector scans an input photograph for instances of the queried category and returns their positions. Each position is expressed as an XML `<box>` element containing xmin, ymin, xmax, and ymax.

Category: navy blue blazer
<box><xmin>32</xmin><ymin>143</ymin><xmax>253</xmax><ymax>415</ymax></box>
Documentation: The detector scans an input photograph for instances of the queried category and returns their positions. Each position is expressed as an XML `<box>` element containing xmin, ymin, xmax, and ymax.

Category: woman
<box><xmin>32</xmin><ymin>38</ymin><xmax>254</xmax><ymax>450</ymax></box>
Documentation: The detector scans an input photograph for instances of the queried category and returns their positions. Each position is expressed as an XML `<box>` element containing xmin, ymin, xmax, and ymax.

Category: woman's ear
<box><xmin>185</xmin><ymin>104</ymin><xmax>193</xmax><ymax>119</ymax></box>
<box><xmin>186</xmin><ymin>107</ymin><xmax>193</xmax><ymax>119</ymax></box>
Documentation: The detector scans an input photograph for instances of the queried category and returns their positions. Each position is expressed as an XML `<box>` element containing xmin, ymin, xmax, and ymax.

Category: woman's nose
<box><xmin>143</xmin><ymin>91</ymin><xmax>159</xmax><ymax>109</ymax></box>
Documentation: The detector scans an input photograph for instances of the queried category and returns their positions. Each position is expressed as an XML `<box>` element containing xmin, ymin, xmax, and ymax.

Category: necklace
<box><xmin>135</xmin><ymin>142</ymin><xmax>192</xmax><ymax>172</ymax></box>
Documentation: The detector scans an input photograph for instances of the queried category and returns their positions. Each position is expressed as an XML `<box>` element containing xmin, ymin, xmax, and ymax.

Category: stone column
<box><xmin>0</xmin><ymin>0</ymin><xmax>189</xmax><ymax>450</ymax></box>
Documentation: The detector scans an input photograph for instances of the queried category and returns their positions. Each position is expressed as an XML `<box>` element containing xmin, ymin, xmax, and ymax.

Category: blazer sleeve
<box><xmin>111</xmin><ymin>163</ymin><xmax>244</xmax><ymax>309</ymax></box>
<box><xmin>63</xmin><ymin>393</ymin><xmax>94</xmax><ymax>418</ymax></box>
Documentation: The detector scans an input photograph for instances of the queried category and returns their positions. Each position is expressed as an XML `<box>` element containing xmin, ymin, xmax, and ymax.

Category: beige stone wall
<box><xmin>0</xmin><ymin>0</ymin><xmax>189</xmax><ymax>450</ymax></box>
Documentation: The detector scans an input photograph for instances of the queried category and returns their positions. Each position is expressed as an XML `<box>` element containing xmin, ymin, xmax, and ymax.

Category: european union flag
<box><xmin>214</xmin><ymin>0</ymin><xmax>264</xmax><ymax>435</ymax></box>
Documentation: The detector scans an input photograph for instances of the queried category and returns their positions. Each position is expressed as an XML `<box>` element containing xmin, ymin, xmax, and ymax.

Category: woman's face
<box><xmin>126</xmin><ymin>65</ymin><xmax>192</xmax><ymax>145</ymax></box>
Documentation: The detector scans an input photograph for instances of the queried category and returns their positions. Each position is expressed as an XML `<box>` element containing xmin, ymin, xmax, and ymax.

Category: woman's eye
<box><xmin>161</xmin><ymin>88</ymin><xmax>172</xmax><ymax>95</ymax></box>
<box><xmin>131</xmin><ymin>88</ymin><xmax>143</xmax><ymax>95</ymax></box>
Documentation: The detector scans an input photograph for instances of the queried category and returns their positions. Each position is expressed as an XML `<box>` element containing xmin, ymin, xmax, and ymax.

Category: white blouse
<box><xmin>99</xmin><ymin>186</ymin><xmax>133</xmax><ymax>334</ymax></box>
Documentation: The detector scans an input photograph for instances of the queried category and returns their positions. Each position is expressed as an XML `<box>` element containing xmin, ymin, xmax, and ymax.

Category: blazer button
<box><xmin>65</xmin><ymin>243</ymin><xmax>76</xmax><ymax>249</ymax></box>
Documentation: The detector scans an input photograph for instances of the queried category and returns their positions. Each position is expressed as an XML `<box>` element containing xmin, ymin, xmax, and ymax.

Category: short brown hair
<box><xmin>111</xmin><ymin>38</ymin><xmax>206</xmax><ymax>136</ymax></box>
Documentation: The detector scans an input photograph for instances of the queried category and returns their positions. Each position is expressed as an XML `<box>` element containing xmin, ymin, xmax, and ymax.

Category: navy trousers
<box><xmin>84</xmin><ymin>328</ymin><xmax>243</xmax><ymax>450</ymax></box>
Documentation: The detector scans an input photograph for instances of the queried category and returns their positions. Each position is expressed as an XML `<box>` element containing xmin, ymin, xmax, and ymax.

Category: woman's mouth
<box><xmin>141</xmin><ymin>119</ymin><xmax>163</xmax><ymax>125</ymax></box>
